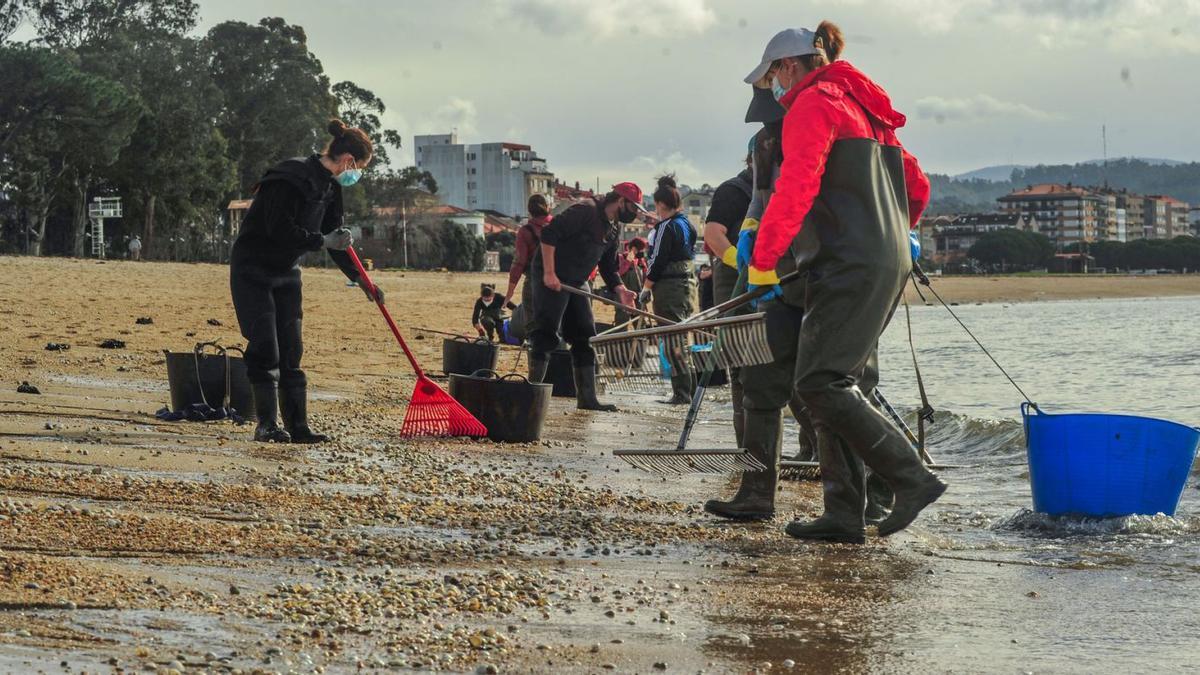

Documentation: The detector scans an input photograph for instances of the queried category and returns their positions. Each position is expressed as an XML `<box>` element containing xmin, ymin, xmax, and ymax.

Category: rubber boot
<box><xmin>662</xmin><ymin>372</ymin><xmax>693</xmax><ymax>405</ymax></box>
<box><xmin>788</xmin><ymin>397</ymin><xmax>818</xmax><ymax>462</ymax></box>
<box><xmin>528</xmin><ymin>352</ymin><xmax>550</xmax><ymax>383</ymax></box>
<box><xmin>818</xmin><ymin>386</ymin><xmax>946</xmax><ymax>537</ymax></box>
<box><xmin>864</xmin><ymin>472</ymin><xmax>894</xmax><ymax>526</ymax></box>
<box><xmin>730</xmin><ymin>371</ymin><xmax>745</xmax><ymax>448</ymax></box>
<box><xmin>280</xmin><ymin>384</ymin><xmax>329</xmax><ymax>444</ymax></box>
<box><xmin>703</xmin><ymin>408</ymin><xmax>781</xmax><ymax>521</ymax></box>
<box><xmin>573</xmin><ymin>366</ymin><xmax>617</xmax><ymax>412</ymax></box>
<box><xmin>784</xmin><ymin>427</ymin><xmax>868</xmax><ymax>544</ymax></box>
<box><xmin>251</xmin><ymin>382</ymin><xmax>291</xmax><ymax>443</ymax></box>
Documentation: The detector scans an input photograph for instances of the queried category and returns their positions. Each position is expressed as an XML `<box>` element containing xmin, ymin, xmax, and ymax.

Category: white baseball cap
<box><xmin>744</xmin><ymin>28</ymin><xmax>825</xmax><ymax>86</ymax></box>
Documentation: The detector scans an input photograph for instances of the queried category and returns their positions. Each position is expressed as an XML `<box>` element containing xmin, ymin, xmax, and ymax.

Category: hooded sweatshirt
<box><xmin>750</xmin><ymin>61</ymin><xmax>930</xmax><ymax>275</ymax></box>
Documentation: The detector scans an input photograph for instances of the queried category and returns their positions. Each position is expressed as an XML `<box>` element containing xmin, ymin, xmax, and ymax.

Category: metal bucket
<box><xmin>164</xmin><ymin>342</ymin><xmax>254</xmax><ymax>419</ymax></box>
<box><xmin>448</xmin><ymin>370</ymin><xmax>552</xmax><ymax>443</ymax></box>
<box><xmin>442</xmin><ymin>336</ymin><xmax>499</xmax><ymax>377</ymax></box>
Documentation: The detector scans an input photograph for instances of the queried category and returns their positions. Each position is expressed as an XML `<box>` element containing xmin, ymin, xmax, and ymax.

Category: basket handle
<box><xmin>192</xmin><ymin>341</ymin><xmax>231</xmax><ymax>410</ymax></box>
<box><xmin>469</xmin><ymin>369</ymin><xmax>500</xmax><ymax>379</ymax></box>
<box><xmin>499</xmin><ymin>373</ymin><xmax>530</xmax><ymax>384</ymax></box>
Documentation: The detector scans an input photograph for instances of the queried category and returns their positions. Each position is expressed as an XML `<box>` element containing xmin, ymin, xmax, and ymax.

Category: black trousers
<box><xmin>529</xmin><ymin>280</ymin><xmax>596</xmax><ymax>366</ymax></box>
<box><xmin>479</xmin><ymin>315</ymin><xmax>499</xmax><ymax>341</ymax></box>
<box><xmin>230</xmin><ymin>261</ymin><xmax>306</xmax><ymax>387</ymax></box>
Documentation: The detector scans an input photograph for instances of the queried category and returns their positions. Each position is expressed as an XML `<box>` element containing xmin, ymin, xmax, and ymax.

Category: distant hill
<box><xmin>927</xmin><ymin>158</ymin><xmax>1200</xmax><ymax>215</ymax></box>
<box><xmin>1079</xmin><ymin>157</ymin><xmax>1185</xmax><ymax>167</ymax></box>
<box><xmin>951</xmin><ymin>165</ymin><xmax>1026</xmax><ymax>183</ymax></box>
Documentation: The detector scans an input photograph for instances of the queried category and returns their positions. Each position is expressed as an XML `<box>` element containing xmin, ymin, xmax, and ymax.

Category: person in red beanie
<box><xmin>738</xmin><ymin>22</ymin><xmax>943</xmax><ymax>543</ymax></box>
<box><xmin>526</xmin><ymin>183</ymin><xmax>642</xmax><ymax>411</ymax></box>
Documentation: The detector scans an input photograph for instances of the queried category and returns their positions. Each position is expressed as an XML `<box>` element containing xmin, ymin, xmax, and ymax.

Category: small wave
<box><xmin>993</xmin><ymin>508</ymin><xmax>1200</xmax><ymax>537</ymax></box>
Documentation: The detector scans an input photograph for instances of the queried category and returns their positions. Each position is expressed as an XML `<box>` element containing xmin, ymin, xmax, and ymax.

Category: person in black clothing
<box><xmin>697</xmin><ymin>262</ymin><xmax>715</xmax><ymax>311</ymax></box>
<box><xmin>529</xmin><ymin>182</ymin><xmax>642</xmax><ymax>411</ymax></box>
<box><xmin>472</xmin><ymin>284</ymin><xmax>509</xmax><ymax>341</ymax></box>
<box><xmin>230</xmin><ymin>119</ymin><xmax>376</xmax><ymax>443</ymax></box>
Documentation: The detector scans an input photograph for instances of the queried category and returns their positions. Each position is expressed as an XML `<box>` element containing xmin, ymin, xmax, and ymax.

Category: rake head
<box><xmin>779</xmin><ymin>460</ymin><xmax>822</xmax><ymax>481</ymax></box>
<box><xmin>614</xmin><ymin>448</ymin><xmax>766</xmax><ymax>476</ymax></box>
<box><xmin>592</xmin><ymin>313</ymin><xmax>773</xmax><ymax>376</ymax></box>
<box><xmin>400</xmin><ymin>375</ymin><xmax>488</xmax><ymax>438</ymax></box>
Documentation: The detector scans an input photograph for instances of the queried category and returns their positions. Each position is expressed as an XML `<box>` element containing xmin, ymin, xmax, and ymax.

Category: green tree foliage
<box><xmin>926</xmin><ymin>159</ymin><xmax>1200</xmax><ymax>215</ymax></box>
<box><xmin>206</xmin><ymin>18</ymin><xmax>336</xmax><ymax>195</ymax></box>
<box><xmin>1084</xmin><ymin>237</ymin><xmax>1200</xmax><ymax>272</ymax></box>
<box><xmin>332</xmin><ymin>81</ymin><xmax>402</xmax><ymax>169</ymax></box>
<box><xmin>85</xmin><ymin>28</ymin><xmax>235</xmax><ymax>258</ymax></box>
<box><xmin>485</xmin><ymin>230</ymin><xmax>516</xmax><ymax>270</ymax></box>
<box><xmin>25</xmin><ymin>0</ymin><xmax>198</xmax><ymax>48</ymax></box>
<box><xmin>0</xmin><ymin>44</ymin><xmax>140</xmax><ymax>255</ymax></box>
<box><xmin>1</xmin><ymin>0</ymin><xmax>26</xmax><ymax>43</ymax></box>
<box><xmin>440</xmin><ymin>221</ymin><xmax>486</xmax><ymax>271</ymax></box>
<box><xmin>967</xmin><ymin>229</ymin><xmax>1054</xmax><ymax>270</ymax></box>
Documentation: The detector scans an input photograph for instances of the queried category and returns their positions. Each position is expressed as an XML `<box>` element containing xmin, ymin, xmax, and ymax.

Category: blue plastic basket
<box><xmin>1022</xmin><ymin>403</ymin><xmax>1200</xmax><ymax>518</ymax></box>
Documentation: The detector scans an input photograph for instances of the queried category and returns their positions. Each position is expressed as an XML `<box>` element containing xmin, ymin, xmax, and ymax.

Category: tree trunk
<box><xmin>71</xmin><ymin>175</ymin><xmax>90</xmax><ymax>258</ymax></box>
<box><xmin>143</xmin><ymin>193</ymin><xmax>156</xmax><ymax>259</ymax></box>
<box><xmin>31</xmin><ymin>201</ymin><xmax>49</xmax><ymax>257</ymax></box>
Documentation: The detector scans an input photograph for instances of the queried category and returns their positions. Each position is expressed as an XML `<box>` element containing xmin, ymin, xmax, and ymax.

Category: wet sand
<box><xmin>0</xmin><ymin>256</ymin><xmax>1194</xmax><ymax>673</ymax></box>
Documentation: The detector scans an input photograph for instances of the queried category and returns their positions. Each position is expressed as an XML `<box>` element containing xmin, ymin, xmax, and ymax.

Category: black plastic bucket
<box><xmin>164</xmin><ymin>343</ymin><xmax>254</xmax><ymax>419</ymax></box>
<box><xmin>448</xmin><ymin>370</ymin><xmax>552</xmax><ymax>443</ymax></box>
<box><xmin>442</xmin><ymin>337</ymin><xmax>499</xmax><ymax>377</ymax></box>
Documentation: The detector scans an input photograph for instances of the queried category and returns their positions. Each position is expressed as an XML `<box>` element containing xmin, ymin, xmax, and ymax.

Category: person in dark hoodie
<box><xmin>528</xmin><ymin>183</ymin><xmax>642</xmax><ymax>411</ymax></box>
<box><xmin>742</xmin><ymin>22</ymin><xmax>942</xmax><ymax>543</ymax></box>
<box><xmin>230</xmin><ymin>119</ymin><xmax>376</xmax><ymax>443</ymax></box>
<box><xmin>642</xmin><ymin>174</ymin><xmax>698</xmax><ymax>405</ymax></box>
<box><xmin>472</xmin><ymin>284</ymin><xmax>509</xmax><ymax>341</ymax></box>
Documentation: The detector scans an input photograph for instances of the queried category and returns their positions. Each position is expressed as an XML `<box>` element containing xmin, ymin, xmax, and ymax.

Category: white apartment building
<box><xmin>414</xmin><ymin>133</ymin><xmax>555</xmax><ymax>218</ymax></box>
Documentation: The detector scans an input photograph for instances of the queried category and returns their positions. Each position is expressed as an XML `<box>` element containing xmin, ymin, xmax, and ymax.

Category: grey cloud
<box><xmin>914</xmin><ymin>95</ymin><xmax>1062</xmax><ymax>124</ymax></box>
<box><xmin>495</xmin><ymin>0</ymin><xmax>716</xmax><ymax>38</ymax></box>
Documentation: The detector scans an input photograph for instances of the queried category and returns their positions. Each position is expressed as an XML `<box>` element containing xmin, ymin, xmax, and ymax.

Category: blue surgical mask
<box><xmin>337</xmin><ymin>167</ymin><xmax>362</xmax><ymax>187</ymax></box>
<box><xmin>771</xmin><ymin>76</ymin><xmax>789</xmax><ymax>102</ymax></box>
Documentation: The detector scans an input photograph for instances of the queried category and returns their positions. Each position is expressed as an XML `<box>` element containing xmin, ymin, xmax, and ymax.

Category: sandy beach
<box><xmin>1</xmin><ymin>255</ymin><xmax>1197</xmax><ymax>673</ymax></box>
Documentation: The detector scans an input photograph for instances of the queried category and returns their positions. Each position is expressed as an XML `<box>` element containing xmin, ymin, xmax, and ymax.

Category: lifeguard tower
<box><xmin>87</xmin><ymin>196</ymin><xmax>122</xmax><ymax>258</ymax></box>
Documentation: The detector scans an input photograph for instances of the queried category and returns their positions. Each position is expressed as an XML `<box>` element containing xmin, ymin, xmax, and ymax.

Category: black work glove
<box><xmin>360</xmin><ymin>282</ymin><xmax>383</xmax><ymax>304</ymax></box>
<box><xmin>506</xmin><ymin>300</ymin><xmax>517</xmax><ymax>310</ymax></box>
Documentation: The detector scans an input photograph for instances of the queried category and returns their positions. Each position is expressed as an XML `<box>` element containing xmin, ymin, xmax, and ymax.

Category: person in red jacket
<box><xmin>503</xmin><ymin>194</ymin><xmax>551</xmax><ymax>342</ymax></box>
<box><xmin>740</xmin><ymin>22</ymin><xmax>944</xmax><ymax>543</ymax></box>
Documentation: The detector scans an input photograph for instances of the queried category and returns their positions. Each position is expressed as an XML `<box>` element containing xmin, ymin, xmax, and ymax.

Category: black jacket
<box><xmin>646</xmin><ymin>213</ymin><xmax>696</xmax><ymax>282</ymax></box>
<box><xmin>231</xmin><ymin>154</ymin><xmax>357</xmax><ymax>281</ymax></box>
<box><xmin>534</xmin><ymin>199</ymin><xmax>622</xmax><ymax>288</ymax></box>
<box><xmin>472</xmin><ymin>294</ymin><xmax>507</xmax><ymax>324</ymax></box>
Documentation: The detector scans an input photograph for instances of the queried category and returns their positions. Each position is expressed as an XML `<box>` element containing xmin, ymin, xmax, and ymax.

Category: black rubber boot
<box><xmin>864</xmin><ymin>472</ymin><xmax>894</xmax><ymax>526</ymax></box>
<box><xmin>815</xmin><ymin>385</ymin><xmax>946</xmax><ymax>537</ymax></box>
<box><xmin>788</xmin><ymin>397</ymin><xmax>819</xmax><ymax>463</ymax></box>
<box><xmin>730</xmin><ymin>370</ymin><xmax>745</xmax><ymax>448</ymax></box>
<box><xmin>251</xmin><ymin>382</ymin><xmax>291</xmax><ymax>443</ymax></box>
<box><xmin>784</xmin><ymin>426</ymin><xmax>867</xmax><ymax>544</ymax></box>
<box><xmin>704</xmin><ymin>408</ymin><xmax>780</xmax><ymax>521</ymax></box>
<box><xmin>528</xmin><ymin>352</ymin><xmax>550</xmax><ymax>383</ymax></box>
<box><xmin>661</xmin><ymin>372</ymin><xmax>693</xmax><ymax>405</ymax></box>
<box><xmin>280</xmin><ymin>384</ymin><xmax>329</xmax><ymax>444</ymax></box>
<box><xmin>573</xmin><ymin>366</ymin><xmax>617</xmax><ymax>412</ymax></box>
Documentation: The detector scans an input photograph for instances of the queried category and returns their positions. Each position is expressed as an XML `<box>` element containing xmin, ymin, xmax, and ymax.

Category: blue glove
<box><xmin>747</xmin><ymin>282</ymin><xmax>782</xmax><ymax>309</ymax></box>
<box><xmin>736</xmin><ymin>228</ymin><xmax>757</xmax><ymax>273</ymax></box>
<box><xmin>909</xmin><ymin>230</ymin><xmax>921</xmax><ymax>262</ymax></box>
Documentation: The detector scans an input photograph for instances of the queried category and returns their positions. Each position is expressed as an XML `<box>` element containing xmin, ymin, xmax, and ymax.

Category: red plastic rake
<box><xmin>347</xmin><ymin>248</ymin><xmax>487</xmax><ymax>438</ymax></box>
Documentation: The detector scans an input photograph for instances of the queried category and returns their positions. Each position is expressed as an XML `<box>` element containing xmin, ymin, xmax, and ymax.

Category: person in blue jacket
<box><xmin>642</xmin><ymin>175</ymin><xmax>698</xmax><ymax>404</ymax></box>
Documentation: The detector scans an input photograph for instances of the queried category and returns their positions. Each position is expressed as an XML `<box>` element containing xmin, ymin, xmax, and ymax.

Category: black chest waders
<box><xmin>782</xmin><ymin>136</ymin><xmax>946</xmax><ymax>542</ymax></box>
<box><xmin>229</xmin><ymin>159</ymin><xmax>336</xmax><ymax>443</ymax></box>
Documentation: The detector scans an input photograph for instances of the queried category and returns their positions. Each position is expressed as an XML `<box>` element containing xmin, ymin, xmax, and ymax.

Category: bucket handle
<box><xmin>499</xmin><ymin>373</ymin><xmax>531</xmax><ymax>384</ymax></box>
<box><xmin>468</xmin><ymin>369</ymin><xmax>500</xmax><ymax>380</ymax></box>
<box><xmin>192</xmin><ymin>341</ymin><xmax>231</xmax><ymax>410</ymax></box>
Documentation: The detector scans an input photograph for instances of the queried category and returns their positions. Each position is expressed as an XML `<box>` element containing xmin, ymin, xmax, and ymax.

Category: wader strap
<box><xmin>902</xmin><ymin>281</ymin><xmax>935</xmax><ymax>455</ymax></box>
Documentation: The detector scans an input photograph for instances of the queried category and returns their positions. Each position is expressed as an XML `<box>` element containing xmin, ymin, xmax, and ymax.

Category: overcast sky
<box><xmin>193</xmin><ymin>0</ymin><xmax>1200</xmax><ymax>190</ymax></box>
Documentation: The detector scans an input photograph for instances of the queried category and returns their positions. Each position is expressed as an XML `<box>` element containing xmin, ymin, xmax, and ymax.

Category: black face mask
<box><xmin>635</xmin><ymin>251</ymin><xmax>645</xmax><ymax>259</ymax></box>
<box><xmin>618</xmin><ymin>205</ymin><xmax>639</xmax><ymax>223</ymax></box>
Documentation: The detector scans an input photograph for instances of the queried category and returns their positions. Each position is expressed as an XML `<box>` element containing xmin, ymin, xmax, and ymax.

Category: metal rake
<box><xmin>614</xmin><ymin>357</ymin><xmax>765</xmax><ymax>476</ymax></box>
<box><xmin>590</xmin><ymin>271</ymin><xmax>802</xmax><ymax>377</ymax></box>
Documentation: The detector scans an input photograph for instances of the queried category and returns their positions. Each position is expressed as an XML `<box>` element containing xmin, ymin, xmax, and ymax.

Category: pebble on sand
<box><xmin>17</xmin><ymin>381</ymin><xmax>40</xmax><ymax>395</ymax></box>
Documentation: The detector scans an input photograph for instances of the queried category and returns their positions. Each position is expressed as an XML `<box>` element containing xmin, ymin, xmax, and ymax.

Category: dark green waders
<box><xmin>784</xmin><ymin>138</ymin><xmax>945</xmax><ymax>542</ymax></box>
<box><xmin>650</xmin><ymin>262</ymin><xmax>696</xmax><ymax>405</ymax></box>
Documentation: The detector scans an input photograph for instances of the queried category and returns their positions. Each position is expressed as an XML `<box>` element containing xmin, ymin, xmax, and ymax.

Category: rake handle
<box><xmin>688</xmin><ymin>270</ymin><xmax>804</xmax><ymax>324</ymax></box>
<box><xmin>347</xmin><ymin>247</ymin><xmax>424</xmax><ymax>378</ymax></box>
<box><xmin>559</xmin><ymin>284</ymin><xmax>676</xmax><ymax>325</ymax></box>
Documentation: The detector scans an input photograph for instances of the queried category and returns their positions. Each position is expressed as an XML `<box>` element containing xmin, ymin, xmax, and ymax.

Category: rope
<box><xmin>901</xmin><ymin>285</ymin><xmax>935</xmax><ymax>454</ymax></box>
<box><xmin>911</xmin><ymin>265</ymin><xmax>1035</xmax><ymax>404</ymax></box>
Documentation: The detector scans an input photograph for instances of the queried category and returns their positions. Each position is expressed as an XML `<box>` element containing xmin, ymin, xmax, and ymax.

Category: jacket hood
<box><xmin>782</xmin><ymin>61</ymin><xmax>908</xmax><ymax>130</ymax></box>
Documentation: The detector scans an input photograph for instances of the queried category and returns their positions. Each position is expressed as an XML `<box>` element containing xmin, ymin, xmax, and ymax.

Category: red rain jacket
<box><xmin>751</xmin><ymin>61</ymin><xmax>930</xmax><ymax>274</ymax></box>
